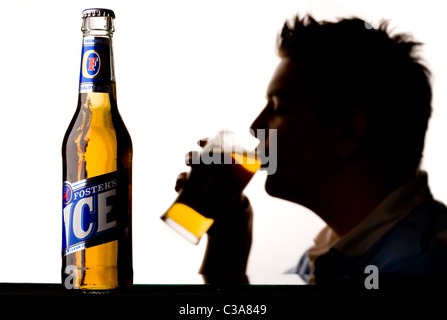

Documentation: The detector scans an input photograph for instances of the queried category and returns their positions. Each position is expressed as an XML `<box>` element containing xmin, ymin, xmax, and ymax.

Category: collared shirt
<box><xmin>295</xmin><ymin>172</ymin><xmax>447</xmax><ymax>284</ymax></box>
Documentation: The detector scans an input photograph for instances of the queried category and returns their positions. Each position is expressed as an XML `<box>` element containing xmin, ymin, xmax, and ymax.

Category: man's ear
<box><xmin>333</xmin><ymin>109</ymin><xmax>367</xmax><ymax>159</ymax></box>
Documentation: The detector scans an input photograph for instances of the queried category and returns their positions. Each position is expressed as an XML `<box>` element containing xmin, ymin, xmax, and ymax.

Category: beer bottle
<box><xmin>61</xmin><ymin>8</ymin><xmax>133</xmax><ymax>290</ymax></box>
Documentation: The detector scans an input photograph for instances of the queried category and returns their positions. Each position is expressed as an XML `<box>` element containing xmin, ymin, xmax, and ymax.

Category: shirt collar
<box><xmin>333</xmin><ymin>171</ymin><xmax>433</xmax><ymax>257</ymax></box>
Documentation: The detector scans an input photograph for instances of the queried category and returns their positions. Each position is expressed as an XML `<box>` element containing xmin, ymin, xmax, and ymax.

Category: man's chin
<box><xmin>264</xmin><ymin>175</ymin><xmax>302</xmax><ymax>205</ymax></box>
<box><xmin>264</xmin><ymin>175</ymin><xmax>286</xmax><ymax>199</ymax></box>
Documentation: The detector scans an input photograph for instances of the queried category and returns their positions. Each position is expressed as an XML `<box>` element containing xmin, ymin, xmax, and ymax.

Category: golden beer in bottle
<box><xmin>61</xmin><ymin>8</ymin><xmax>132</xmax><ymax>290</ymax></box>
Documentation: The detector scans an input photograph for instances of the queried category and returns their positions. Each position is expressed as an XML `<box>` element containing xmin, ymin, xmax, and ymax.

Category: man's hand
<box><xmin>174</xmin><ymin>139</ymin><xmax>254</xmax><ymax>280</ymax></box>
<box><xmin>199</xmin><ymin>194</ymin><xmax>253</xmax><ymax>280</ymax></box>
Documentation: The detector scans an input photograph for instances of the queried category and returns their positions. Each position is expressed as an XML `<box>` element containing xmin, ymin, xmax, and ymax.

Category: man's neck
<box><xmin>312</xmin><ymin>166</ymin><xmax>401</xmax><ymax>237</ymax></box>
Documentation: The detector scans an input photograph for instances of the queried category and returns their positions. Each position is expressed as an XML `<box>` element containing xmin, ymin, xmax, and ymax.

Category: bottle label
<box><xmin>79</xmin><ymin>37</ymin><xmax>111</xmax><ymax>93</ymax></box>
<box><xmin>62</xmin><ymin>171</ymin><xmax>121</xmax><ymax>256</ymax></box>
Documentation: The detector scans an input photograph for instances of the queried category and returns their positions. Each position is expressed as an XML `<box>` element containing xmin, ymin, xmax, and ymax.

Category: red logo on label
<box><xmin>82</xmin><ymin>50</ymin><xmax>101</xmax><ymax>78</ymax></box>
<box><xmin>88</xmin><ymin>57</ymin><xmax>99</xmax><ymax>71</ymax></box>
<box><xmin>63</xmin><ymin>183</ymin><xmax>73</xmax><ymax>205</ymax></box>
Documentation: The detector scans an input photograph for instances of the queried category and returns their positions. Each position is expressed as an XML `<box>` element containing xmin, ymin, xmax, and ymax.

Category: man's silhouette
<box><xmin>178</xmin><ymin>15</ymin><xmax>447</xmax><ymax>285</ymax></box>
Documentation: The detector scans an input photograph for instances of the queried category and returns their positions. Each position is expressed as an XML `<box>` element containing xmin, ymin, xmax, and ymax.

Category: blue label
<box><xmin>79</xmin><ymin>37</ymin><xmax>111</xmax><ymax>93</ymax></box>
<box><xmin>62</xmin><ymin>171</ymin><xmax>119</xmax><ymax>256</ymax></box>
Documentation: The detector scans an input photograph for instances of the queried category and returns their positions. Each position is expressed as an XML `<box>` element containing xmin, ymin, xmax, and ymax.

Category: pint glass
<box><xmin>161</xmin><ymin>130</ymin><xmax>261</xmax><ymax>244</ymax></box>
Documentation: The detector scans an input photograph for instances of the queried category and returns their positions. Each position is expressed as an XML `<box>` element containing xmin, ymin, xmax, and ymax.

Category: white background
<box><xmin>1</xmin><ymin>0</ymin><xmax>446</xmax><ymax>284</ymax></box>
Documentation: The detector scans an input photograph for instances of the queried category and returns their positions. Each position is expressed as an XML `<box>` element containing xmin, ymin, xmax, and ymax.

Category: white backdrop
<box><xmin>1</xmin><ymin>0</ymin><xmax>446</xmax><ymax>284</ymax></box>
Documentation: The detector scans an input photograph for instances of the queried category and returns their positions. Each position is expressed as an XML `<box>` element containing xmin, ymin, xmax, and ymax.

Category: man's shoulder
<box><xmin>364</xmin><ymin>199</ymin><xmax>447</xmax><ymax>274</ymax></box>
<box><xmin>301</xmin><ymin>199</ymin><xmax>447</xmax><ymax>285</ymax></box>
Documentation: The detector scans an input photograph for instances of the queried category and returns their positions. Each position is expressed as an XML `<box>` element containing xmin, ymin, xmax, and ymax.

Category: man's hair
<box><xmin>278</xmin><ymin>15</ymin><xmax>432</xmax><ymax>184</ymax></box>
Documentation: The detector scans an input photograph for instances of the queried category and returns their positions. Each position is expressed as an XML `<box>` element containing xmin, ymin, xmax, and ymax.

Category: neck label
<box><xmin>79</xmin><ymin>37</ymin><xmax>111</xmax><ymax>93</ymax></box>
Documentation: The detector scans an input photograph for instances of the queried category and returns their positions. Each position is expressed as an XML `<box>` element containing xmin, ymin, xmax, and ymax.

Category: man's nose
<box><xmin>250</xmin><ymin>107</ymin><xmax>269</xmax><ymax>138</ymax></box>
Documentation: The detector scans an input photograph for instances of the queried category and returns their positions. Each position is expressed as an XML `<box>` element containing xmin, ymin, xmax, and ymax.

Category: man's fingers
<box><xmin>197</xmin><ymin>138</ymin><xmax>209</xmax><ymax>148</ymax></box>
<box><xmin>185</xmin><ymin>151</ymin><xmax>201</xmax><ymax>166</ymax></box>
<box><xmin>175</xmin><ymin>172</ymin><xmax>189</xmax><ymax>192</ymax></box>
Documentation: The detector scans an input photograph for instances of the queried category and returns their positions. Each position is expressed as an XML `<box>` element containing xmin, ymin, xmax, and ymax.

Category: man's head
<box><xmin>251</xmin><ymin>15</ymin><xmax>432</xmax><ymax>208</ymax></box>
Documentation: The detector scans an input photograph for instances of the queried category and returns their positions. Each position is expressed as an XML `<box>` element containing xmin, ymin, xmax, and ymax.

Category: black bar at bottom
<box><xmin>0</xmin><ymin>281</ymin><xmax>447</xmax><ymax>317</ymax></box>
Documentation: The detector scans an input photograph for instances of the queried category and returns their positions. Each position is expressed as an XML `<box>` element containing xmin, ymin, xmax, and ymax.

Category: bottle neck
<box><xmin>79</xmin><ymin>16</ymin><xmax>116</xmax><ymax>94</ymax></box>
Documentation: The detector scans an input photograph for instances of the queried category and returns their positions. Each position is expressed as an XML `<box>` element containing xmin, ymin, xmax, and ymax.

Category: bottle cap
<box><xmin>82</xmin><ymin>8</ymin><xmax>115</xmax><ymax>19</ymax></box>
